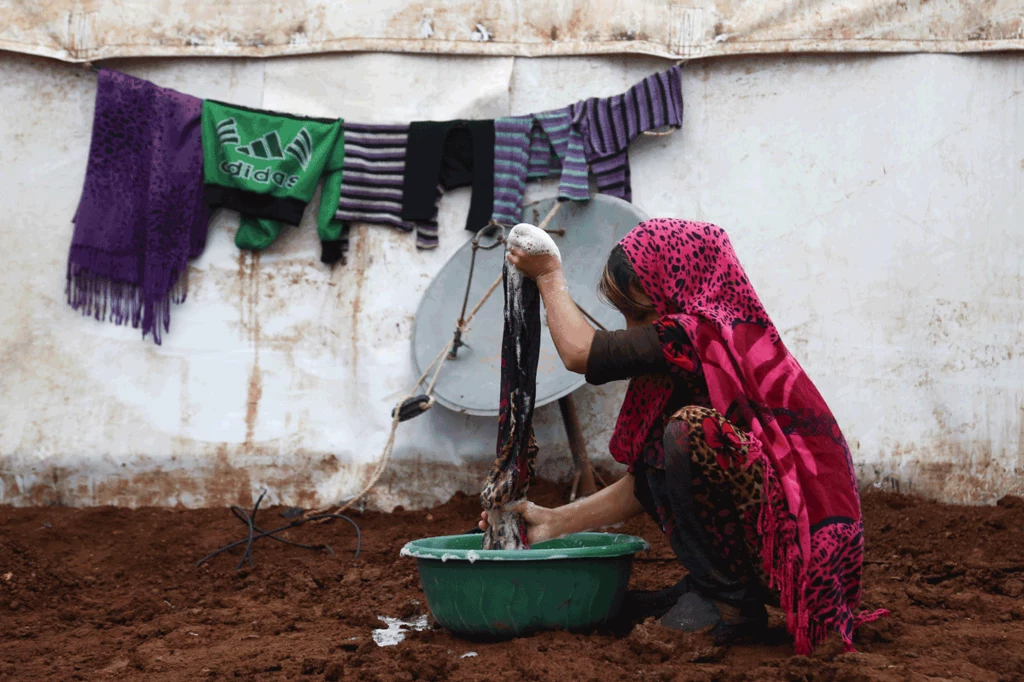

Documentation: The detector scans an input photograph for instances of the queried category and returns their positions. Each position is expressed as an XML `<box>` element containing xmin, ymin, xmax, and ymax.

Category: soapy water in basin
<box><xmin>400</xmin><ymin>532</ymin><xmax>649</xmax><ymax>562</ymax></box>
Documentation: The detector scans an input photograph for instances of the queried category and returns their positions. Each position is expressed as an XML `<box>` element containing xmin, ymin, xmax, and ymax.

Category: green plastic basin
<box><xmin>400</xmin><ymin>532</ymin><xmax>649</xmax><ymax>638</ymax></box>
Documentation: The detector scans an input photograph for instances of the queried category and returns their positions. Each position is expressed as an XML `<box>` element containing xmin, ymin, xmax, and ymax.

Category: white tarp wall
<box><xmin>1</xmin><ymin>49</ymin><xmax>1022</xmax><ymax>509</ymax></box>
<box><xmin>4</xmin><ymin>0</ymin><xmax>1024</xmax><ymax>61</ymax></box>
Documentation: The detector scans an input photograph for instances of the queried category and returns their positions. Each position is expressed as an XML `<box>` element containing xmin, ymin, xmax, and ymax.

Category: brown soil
<box><xmin>2</xmin><ymin>481</ymin><xmax>1023</xmax><ymax>682</ymax></box>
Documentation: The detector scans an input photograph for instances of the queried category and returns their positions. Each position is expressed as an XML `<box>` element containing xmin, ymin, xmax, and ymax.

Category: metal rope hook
<box><xmin>450</xmin><ymin>222</ymin><xmax>506</xmax><ymax>359</ymax></box>
<box><xmin>450</xmin><ymin>202</ymin><xmax>565</xmax><ymax>359</ymax></box>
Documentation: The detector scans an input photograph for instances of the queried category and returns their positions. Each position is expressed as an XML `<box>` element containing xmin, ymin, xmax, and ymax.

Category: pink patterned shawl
<box><xmin>609</xmin><ymin>218</ymin><xmax>887</xmax><ymax>653</ymax></box>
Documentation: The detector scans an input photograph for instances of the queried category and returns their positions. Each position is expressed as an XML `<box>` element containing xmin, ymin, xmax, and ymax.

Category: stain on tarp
<box><xmin>0</xmin><ymin>454</ymin><xmax>485</xmax><ymax>510</ymax></box>
<box><xmin>857</xmin><ymin>439</ymin><xmax>1024</xmax><ymax>506</ymax></box>
<box><xmin>348</xmin><ymin>226</ymin><xmax>369</xmax><ymax>373</ymax></box>
<box><xmin>3</xmin><ymin>1</ymin><xmax>1023</xmax><ymax>61</ymax></box>
<box><xmin>239</xmin><ymin>251</ymin><xmax>263</xmax><ymax>447</ymax></box>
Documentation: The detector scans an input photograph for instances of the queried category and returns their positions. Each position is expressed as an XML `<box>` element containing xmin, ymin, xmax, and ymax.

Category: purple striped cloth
<box><xmin>571</xmin><ymin>66</ymin><xmax>683</xmax><ymax>202</ymax></box>
<box><xmin>334</xmin><ymin>122</ymin><xmax>439</xmax><ymax>251</ymax></box>
<box><xmin>491</xmin><ymin>107</ymin><xmax>590</xmax><ymax>226</ymax></box>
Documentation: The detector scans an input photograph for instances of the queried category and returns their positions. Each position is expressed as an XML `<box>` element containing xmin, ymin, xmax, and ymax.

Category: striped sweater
<box><xmin>571</xmin><ymin>65</ymin><xmax>683</xmax><ymax>202</ymax></box>
<box><xmin>491</xmin><ymin>107</ymin><xmax>589</xmax><ymax>226</ymax></box>
<box><xmin>325</xmin><ymin>122</ymin><xmax>439</xmax><ymax>263</ymax></box>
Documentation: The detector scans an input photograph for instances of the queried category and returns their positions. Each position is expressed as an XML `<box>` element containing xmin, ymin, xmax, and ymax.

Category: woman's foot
<box><xmin>620</xmin><ymin>577</ymin><xmax>694</xmax><ymax>622</ymax></box>
<box><xmin>659</xmin><ymin>592</ymin><xmax>767</xmax><ymax>645</ymax></box>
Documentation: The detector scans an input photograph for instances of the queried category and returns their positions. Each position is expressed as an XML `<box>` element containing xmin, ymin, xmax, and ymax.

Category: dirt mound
<box><xmin>0</xmin><ymin>537</ymin><xmax>79</xmax><ymax>613</ymax></box>
<box><xmin>1</xmin><ymin>481</ymin><xmax>1022</xmax><ymax>681</ymax></box>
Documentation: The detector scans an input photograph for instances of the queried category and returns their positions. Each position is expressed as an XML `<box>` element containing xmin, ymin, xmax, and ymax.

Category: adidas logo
<box><xmin>236</xmin><ymin>131</ymin><xmax>286</xmax><ymax>161</ymax></box>
<box><xmin>284</xmin><ymin>129</ymin><xmax>313</xmax><ymax>170</ymax></box>
<box><xmin>216</xmin><ymin>118</ymin><xmax>240</xmax><ymax>145</ymax></box>
<box><xmin>215</xmin><ymin>118</ymin><xmax>314</xmax><ymax>171</ymax></box>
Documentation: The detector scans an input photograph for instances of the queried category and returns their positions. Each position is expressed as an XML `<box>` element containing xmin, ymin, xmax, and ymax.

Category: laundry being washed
<box><xmin>479</xmin><ymin>223</ymin><xmax>560</xmax><ymax>550</ymax></box>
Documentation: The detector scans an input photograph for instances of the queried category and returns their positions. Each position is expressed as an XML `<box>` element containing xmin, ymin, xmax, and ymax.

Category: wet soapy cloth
<box><xmin>481</xmin><ymin>224</ymin><xmax>561</xmax><ymax>550</ymax></box>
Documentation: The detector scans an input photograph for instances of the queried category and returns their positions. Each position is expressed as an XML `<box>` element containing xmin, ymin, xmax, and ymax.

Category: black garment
<box><xmin>401</xmin><ymin>120</ymin><xmax>495</xmax><ymax>233</ymax></box>
<box><xmin>632</xmin><ymin>421</ymin><xmax>770</xmax><ymax>610</ymax></box>
<box><xmin>319</xmin><ymin>223</ymin><xmax>350</xmax><ymax>265</ymax></box>
<box><xmin>480</xmin><ymin>265</ymin><xmax>541</xmax><ymax>550</ymax></box>
<box><xmin>202</xmin><ymin>185</ymin><xmax>306</xmax><ymax>225</ymax></box>
<box><xmin>584</xmin><ymin>325</ymin><xmax>666</xmax><ymax>385</ymax></box>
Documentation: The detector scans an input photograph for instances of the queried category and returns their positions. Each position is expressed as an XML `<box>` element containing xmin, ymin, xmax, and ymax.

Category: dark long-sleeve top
<box><xmin>584</xmin><ymin>325</ymin><xmax>712</xmax><ymax>469</ymax></box>
<box><xmin>584</xmin><ymin>325</ymin><xmax>666</xmax><ymax>386</ymax></box>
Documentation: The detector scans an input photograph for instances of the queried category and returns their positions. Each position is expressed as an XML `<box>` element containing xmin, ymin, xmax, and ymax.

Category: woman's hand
<box><xmin>475</xmin><ymin>475</ymin><xmax>644</xmax><ymax>546</ymax></box>
<box><xmin>478</xmin><ymin>501</ymin><xmax>564</xmax><ymax>546</ymax></box>
<box><xmin>507</xmin><ymin>245</ymin><xmax>592</xmax><ymax>373</ymax></box>
<box><xmin>506</xmin><ymin>248</ymin><xmax>562</xmax><ymax>282</ymax></box>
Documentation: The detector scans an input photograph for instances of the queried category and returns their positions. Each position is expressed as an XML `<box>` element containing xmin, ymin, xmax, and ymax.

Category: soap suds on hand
<box><xmin>507</xmin><ymin>223</ymin><xmax>561</xmax><ymax>262</ymax></box>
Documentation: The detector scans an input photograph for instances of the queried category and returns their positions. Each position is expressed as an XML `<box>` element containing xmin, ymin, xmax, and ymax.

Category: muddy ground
<box><xmin>2</xmin><ymin>480</ymin><xmax>1023</xmax><ymax>682</ymax></box>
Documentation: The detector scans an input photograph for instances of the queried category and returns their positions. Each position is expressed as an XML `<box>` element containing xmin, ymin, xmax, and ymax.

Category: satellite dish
<box><xmin>412</xmin><ymin>195</ymin><xmax>649</xmax><ymax>416</ymax></box>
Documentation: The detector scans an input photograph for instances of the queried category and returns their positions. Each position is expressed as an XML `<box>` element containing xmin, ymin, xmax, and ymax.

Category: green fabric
<box><xmin>233</xmin><ymin>136</ymin><xmax>347</xmax><ymax>251</ymax></box>
<box><xmin>202</xmin><ymin>100</ymin><xmax>341</xmax><ymax>204</ymax></box>
<box><xmin>316</xmin><ymin>136</ymin><xmax>347</xmax><ymax>245</ymax></box>
<box><xmin>236</xmin><ymin>216</ymin><xmax>285</xmax><ymax>250</ymax></box>
<box><xmin>201</xmin><ymin>100</ymin><xmax>345</xmax><ymax>251</ymax></box>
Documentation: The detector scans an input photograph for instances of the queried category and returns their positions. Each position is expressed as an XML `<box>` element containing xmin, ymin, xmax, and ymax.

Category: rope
<box><xmin>197</xmin><ymin>489</ymin><xmax>361</xmax><ymax>570</ymax></box>
<box><xmin>311</xmin><ymin>202</ymin><xmax>564</xmax><ymax>517</ymax></box>
<box><xmin>537</xmin><ymin>201</ymin><xmax>564</xmax><ymax>230</ymax></box>
<box><xmin>488</xmin><ymin>199</ymin><xmax>566</xmax><ymax>234</ymax></box>
<box><xmin>576</xmin><ymin>303</ymin><xmax>608</xmax><ymax>331</ymax></box>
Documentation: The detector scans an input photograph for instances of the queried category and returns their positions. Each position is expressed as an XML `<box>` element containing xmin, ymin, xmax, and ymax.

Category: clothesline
<box><xmin>76</xmin><ymin>58</ymin><xmax>684</xmax><ymax>139</ymax></box>
<box><xmin>65</xmin><ymin>62</ymin><xmax>683</xmax><ymax>344</ymax></box>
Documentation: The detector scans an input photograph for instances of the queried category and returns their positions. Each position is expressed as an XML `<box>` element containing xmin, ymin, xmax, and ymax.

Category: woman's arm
<box><xmin>479</xmin><ymin>473</ymin><xmax>644</xmax><ymax>545</ymax></box>
<box><xmin>507</xmin><ymin>248</ymin><xmax>594</xmax><ymax>373</ymax></box>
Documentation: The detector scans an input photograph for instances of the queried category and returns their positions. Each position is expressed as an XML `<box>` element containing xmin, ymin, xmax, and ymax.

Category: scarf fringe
<box><xmin>748</xmin><ymin>440</ymin><xmax>887</xmax><ymax>655</ymax></box>
<box><xmin>65</xmin><ymin>261</ymin><xmax>187</xmax><ymax>346</ymax></box>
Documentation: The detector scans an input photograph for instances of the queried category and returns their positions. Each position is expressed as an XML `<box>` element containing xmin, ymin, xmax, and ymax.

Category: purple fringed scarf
<box><xmin>67</xmin><ymin>69</ymin><xmax>209</xmax><ymax>345</ymax></box>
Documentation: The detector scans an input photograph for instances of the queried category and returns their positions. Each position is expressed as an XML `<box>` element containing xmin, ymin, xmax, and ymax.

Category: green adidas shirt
<box><xmin>201</xmin><ymin>100</ymin><xmax>343</xmax><ymax>225</ymax></box>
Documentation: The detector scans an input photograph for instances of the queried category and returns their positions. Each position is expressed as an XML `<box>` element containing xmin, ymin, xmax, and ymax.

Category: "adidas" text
<box><xmin>219</xmin><ymin>161</ymin><xmax>300</xmax><ymax>188</ymax></box>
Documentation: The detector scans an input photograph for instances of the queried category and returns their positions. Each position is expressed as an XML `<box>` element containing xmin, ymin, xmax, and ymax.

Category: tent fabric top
<box><xmin>2</xmin><ymin>0</ymin><xmax>1023</xmax><ymax>63</ymax></box>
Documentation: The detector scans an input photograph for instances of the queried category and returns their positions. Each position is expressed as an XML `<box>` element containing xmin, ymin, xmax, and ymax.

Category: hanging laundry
<box><xmin>481</xmin><ymin>223</ymin><xmax>559</xmax><ymax>550</ymax></box>
<box><xmin>200</xmin><ymin>101</ymin><xmax>344</xmax><ymax>251</ymax></box>
<box><xmin>66</xmin><ymin>69</ymin><xmax>210</xmax><ymax>346</ymax></box>
<box><xmin>571</xmin><ymin>66</ymin><xmax>683</xmax><ymax>202</ymax></box>
<box><xmin>491</xmin><ymin>108</ymin><xmax>590</xmax><ymax>226</ymax></box>
<box><xmin>401</xmin><ymin>120</ymin><xmax>495</xmax><ymax>235</ymax></box>
<box><xmin>320</xmin><ymin>123</ymin><xmax>440</xmax><ymax>265</ymax></box>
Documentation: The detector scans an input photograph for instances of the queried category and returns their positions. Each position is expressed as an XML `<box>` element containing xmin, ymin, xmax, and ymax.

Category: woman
<box><xmin>479</xmin><ymin>218</ymin><xmax>886</xmax><ymax>653</ymax></box>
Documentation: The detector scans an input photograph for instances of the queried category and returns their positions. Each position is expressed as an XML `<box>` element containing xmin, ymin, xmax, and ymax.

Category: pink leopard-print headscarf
<box><xmin>610</xmin><ymin>219</ymin><xmax>887</xmax><ymax>654</ymax></box>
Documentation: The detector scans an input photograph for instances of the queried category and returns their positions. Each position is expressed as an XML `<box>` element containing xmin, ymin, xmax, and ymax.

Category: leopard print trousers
<box><xmin>635</xmin><ymin>405</ymin><xmax>782</xmax><ymax>607</ymax></box>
